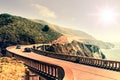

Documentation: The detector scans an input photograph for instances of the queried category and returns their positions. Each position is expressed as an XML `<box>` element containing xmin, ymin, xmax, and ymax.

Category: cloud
<box><xmin>32</xmin><ymin>4</ymin><xmax>57</xmax><ymax>18</ymax></box>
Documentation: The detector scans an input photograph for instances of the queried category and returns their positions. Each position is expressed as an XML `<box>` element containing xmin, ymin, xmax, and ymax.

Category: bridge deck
<box><xmin>8</xmin><ymin>46</ymin><xmax>120</xmax><ymax>80</ymax></box>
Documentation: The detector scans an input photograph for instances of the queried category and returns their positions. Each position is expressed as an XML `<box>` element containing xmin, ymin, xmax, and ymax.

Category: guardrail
<box><xmin>78</xmin><ymin>56</ymin><xmax>120</xmax><ymax>71</ymax></box>
<box><xmin>6</xmin><ymin>50</ymin><xmax>64</xmax><ymax>80</ymax></box>
<box><xmin>33</xmin><ymin>49</ymin><xmax>120</xmax><ymax>71</ymax></box>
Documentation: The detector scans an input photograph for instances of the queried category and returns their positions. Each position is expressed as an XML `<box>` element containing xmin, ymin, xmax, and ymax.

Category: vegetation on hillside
<box><xmin>0</xmin><ymin>57</ymin><xmax>26</xmax><ymax>80</ymax></box>
<box><xmin>0</xmin><ymin>13</ymin><xmax>62</xmax><ymax>48</ymax></box>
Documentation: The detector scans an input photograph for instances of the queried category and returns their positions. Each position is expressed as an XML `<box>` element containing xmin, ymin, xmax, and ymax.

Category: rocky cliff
<box><xmin>42</xmin><ymin>40</ymin><xmax>105</xmax><ymax>59</ymax></box>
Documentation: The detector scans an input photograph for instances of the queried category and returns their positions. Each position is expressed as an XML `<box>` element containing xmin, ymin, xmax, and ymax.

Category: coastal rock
<box><xmin>43</xmin><ymin>40</ymin><xmax>105</xmax><ymax>59</ymax></box>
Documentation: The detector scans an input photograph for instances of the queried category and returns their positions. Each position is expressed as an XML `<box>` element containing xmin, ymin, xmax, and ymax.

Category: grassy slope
<box><xmin>0</xmin><ymin>13</ymin><xmax>62</xmax><ymax>48</ymax></box>
<box><xmin>34</xmin><ymin>20</ymin><xmax>96</xmax><ymax>41</ymax></box>
<box><xmin>0</xmin><ymin>57</ymin><xmax>26</xmax><ymax>80</ymax></box>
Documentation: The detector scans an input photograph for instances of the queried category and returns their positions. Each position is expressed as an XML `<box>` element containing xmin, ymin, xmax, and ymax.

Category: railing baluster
<box><xmin>51</xmin><ymin>67</ymin><xmax>53</xmax><ymax>76</ymax></box>
<box><xmin>48</xmin><ymin>65</ymin><xmax>50</xmax><ymax>74</ymax></box>
<box><xmin>119</xmin><ymin>63</ymin><xmax>120</xmax><ymax>70</ymax></box>
<box><xmin>54</xmin><ymin>67</ymin><xmax>56</xmax><ymax>77</ymax></box>
<box><xmin>45</xmin><ymin>64</ymin><xmax>47</xmax><ymax>73</ymax></box>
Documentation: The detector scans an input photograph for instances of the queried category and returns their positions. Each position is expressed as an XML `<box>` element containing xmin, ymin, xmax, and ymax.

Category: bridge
<box><xmin>6</xmin><ymin>45</ymin><xmax>120</xmax><ymax>80</ymax></box>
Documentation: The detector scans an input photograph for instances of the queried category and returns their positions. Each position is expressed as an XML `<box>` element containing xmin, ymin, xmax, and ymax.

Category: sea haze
<box><xmin>102</xmin><ymin>48</ymin><xmax>120</xmax><ymax>61</ymax></box>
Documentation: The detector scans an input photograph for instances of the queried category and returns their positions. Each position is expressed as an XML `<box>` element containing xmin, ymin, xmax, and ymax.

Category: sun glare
<box><xmin>99</xmin><ymin>8</ymin><xmax>117</xmax><ymax>25</ymax></box>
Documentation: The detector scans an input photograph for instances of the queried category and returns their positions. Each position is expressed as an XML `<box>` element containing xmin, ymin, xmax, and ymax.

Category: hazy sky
<box><xmin>0</xmin><ymin>0</ymin><xmax>120</xmax><ymax>42</ymax></box>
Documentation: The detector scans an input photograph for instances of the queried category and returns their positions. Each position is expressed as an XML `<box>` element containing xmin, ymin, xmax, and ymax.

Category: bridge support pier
<box><xmin>25</xmin><ymin>69</ymin><xmax>46</xmax><ymax>80</ymax></box>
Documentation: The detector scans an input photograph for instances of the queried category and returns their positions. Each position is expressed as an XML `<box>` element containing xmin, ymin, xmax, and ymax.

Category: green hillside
<box><xmin>0</xmin><ymin>13</ymin><xmax>62</xmax><ymax>48</ymax></box>
<box><xmin>34</xmin><ymin>20</ymin><xmax>96</xmax><ymax>40</ymax></box>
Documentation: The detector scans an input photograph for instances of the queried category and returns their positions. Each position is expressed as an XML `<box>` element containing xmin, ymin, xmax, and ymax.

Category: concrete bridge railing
<box><xmin>78</xmin><ymin>56</ymin><xmax>120</xmax><ymax>70</ymax></box>
<box><xmin>33</xmin><ymin>49</ymin><xmax>120</xmax><ymax>71</ymax></box>
<box><xmin>6</xmin><ymin>47</ymin><xmax>74</xmax><ymax>80</ymax></box>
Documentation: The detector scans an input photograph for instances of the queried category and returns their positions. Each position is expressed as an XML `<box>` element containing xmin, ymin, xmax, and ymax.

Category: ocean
<box><xmin>102</xmin><ymin>48</ymin><xmax>120</xmax><ymax>61</ymax></box>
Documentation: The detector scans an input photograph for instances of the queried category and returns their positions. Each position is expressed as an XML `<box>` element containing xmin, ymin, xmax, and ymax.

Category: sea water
<box><xmin>102</xmin><ymin>48</ymin><xmax>120</xmax><ymax>61</ymax></box>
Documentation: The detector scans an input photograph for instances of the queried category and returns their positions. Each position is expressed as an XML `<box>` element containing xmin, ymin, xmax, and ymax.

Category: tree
<box><xmin>42</xmin><ymin>25</ymin><xmax>49</xmax><ymax>32</ymax></box>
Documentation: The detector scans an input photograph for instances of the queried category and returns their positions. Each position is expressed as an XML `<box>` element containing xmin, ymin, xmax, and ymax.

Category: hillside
<box><xmin>0</xmin><ymin>13</ymin><xmax>111</xmax><ymax>58</ymax></box>
<box><xmin>34</xmin><ymin>20</ymin><xmax>96</xmax><ymax>41</ymax></box>
<box><xmin>34</xmin><ymin>20</ymin><xmax>114</xmax><ymax>49</ymax></box>
<box><xmin>0</xmin><ymin>13</ymin><xmax>62</xmax><ymax>48</ymax></box>
<box><xmin>0</xmin><ymin>57</ymin><xmax>26</xmax><ymax>80</ymax></box>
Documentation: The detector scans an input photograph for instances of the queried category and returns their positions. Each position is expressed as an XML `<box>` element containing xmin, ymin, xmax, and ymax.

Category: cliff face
<box><xmin>43</xmin><ymin>40</ymin><xmax>105</xmax><ymax>59</ymax></box>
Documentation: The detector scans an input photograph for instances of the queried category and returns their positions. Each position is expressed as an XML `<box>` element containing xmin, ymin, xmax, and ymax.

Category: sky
<box><xmin>0</xmin><ymin>0</ymin><xmax>120</xmax><ymax>42</ymax></box>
